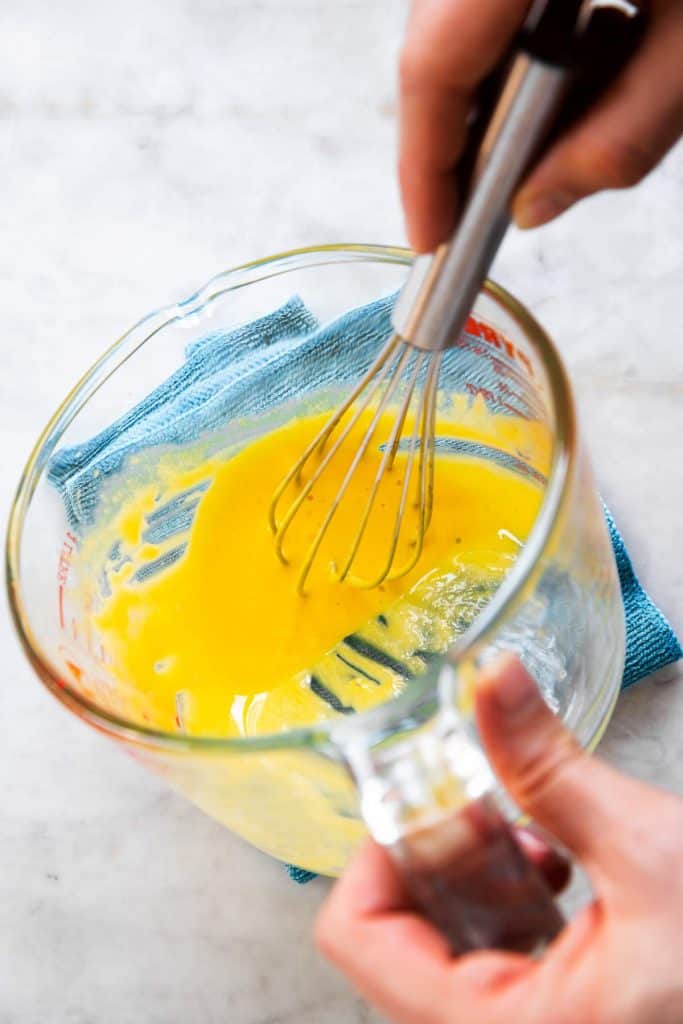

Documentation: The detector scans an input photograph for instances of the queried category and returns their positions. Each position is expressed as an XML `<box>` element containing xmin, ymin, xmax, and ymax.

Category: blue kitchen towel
<box><xmin>47</xmin><ymin>292</ymin><xmax>681</xmax><ymax>886</ymax></box>
<box><xmin>604</xmin><ymin>506</ymin><xmax>682</xmax><ymax>688</ymax></box>
<box><xmin>48</xmin><ymin>296</ymin><xmax>322</xmax><ymax>528</ymax></box>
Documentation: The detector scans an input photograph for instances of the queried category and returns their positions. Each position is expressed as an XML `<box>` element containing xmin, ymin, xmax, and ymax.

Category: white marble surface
<box><xmin>1</xmin><ymin>1</ymin><xmax>681</xmax><ymax>1022</ymax></box>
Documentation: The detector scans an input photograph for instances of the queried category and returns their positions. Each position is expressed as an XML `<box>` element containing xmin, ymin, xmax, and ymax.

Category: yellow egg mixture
<box><xmin>91</xmin><ymin>406</ymin><xmax>545</xmax><ymax>737</ymax></box>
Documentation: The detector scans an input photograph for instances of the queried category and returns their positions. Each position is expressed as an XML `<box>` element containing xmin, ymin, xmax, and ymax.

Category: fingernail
<box><xmin>514</xmin><ymin>191</ymin><xmax>576</xmax><ymax>230</ymax></box>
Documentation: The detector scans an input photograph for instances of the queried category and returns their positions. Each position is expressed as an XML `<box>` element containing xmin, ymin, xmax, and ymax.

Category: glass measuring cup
<box><xmin>6</xmin><ymin>246</ymin><xmax>624</xmax><ymax>946</ymax></box>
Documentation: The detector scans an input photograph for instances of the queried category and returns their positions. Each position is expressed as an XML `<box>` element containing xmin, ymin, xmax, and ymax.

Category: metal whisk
<box><xmin>269</xmin><ymin>336</ymin><xmax>443</xmax><ymax>593</ymax></box>
<box><xmin>269</xmin><ymin>0</ymin><xmax>644</xmax><ymax>595</ymax></box>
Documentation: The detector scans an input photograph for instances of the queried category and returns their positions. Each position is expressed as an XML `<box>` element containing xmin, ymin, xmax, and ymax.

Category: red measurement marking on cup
<box><xmin>465</xmin><ymin>315</ymin><xmax>534</xmax><ymax>378</ymax></box>
<box><xmin>465</xmin><ymin>382</ymin><xmax>496</xmax><ymax>404</ymax></box>
<box><xmin>56</xmin><ymin>531</ymin><xmax>78</xmax><ymax>630</ymax></box>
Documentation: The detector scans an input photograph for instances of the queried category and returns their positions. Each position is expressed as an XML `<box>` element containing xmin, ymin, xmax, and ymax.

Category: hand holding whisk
<box><xmin>269</xmin><ymin>0</ymin><xmax>647</xmax><ymax>596</ymax></box>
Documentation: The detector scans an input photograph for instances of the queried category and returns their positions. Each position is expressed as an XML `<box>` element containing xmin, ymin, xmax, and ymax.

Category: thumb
<box><xmin>474</xmin><ymin>654</ymin><xmax>638</xmax><ymax>873</ymax></box>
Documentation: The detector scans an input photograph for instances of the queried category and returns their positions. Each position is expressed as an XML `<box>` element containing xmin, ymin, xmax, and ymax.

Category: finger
<box><xmin>474</xmin><ymin>655</ymin><xmax>654</xmax><ymax>877</ymax></box>
<box><xmin>315</xmin><ymin>840</ymin><xmax>454</xmax><ymax>1022</ymax></box>
<box><xmin>514</xmin><ymin>1</ymin><xmax>683</xmax><ymax>228</ymax></box>
<box><xmin>316</xmin><ymin>839</ymin><xmax>533</xmax><ymax>1024</ymax></box>
<box><xmin>398</xmin><ymin>84</ymin><xmax>468</xmax><ymax>254</ymax></box>
<box><xmin>399</xmin><ymin>0</ymin><xmax>529</xmax><ymax>251</ymax></box>
<box><xmin>515</xmin><ymin>826</ymin><xmax>571</xmax><ymax>894</ymax></box>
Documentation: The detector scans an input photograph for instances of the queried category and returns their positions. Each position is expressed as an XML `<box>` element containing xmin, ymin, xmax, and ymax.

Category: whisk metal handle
<box><xmin>392</xmin><ymin>0</ymin><xmax>647</xmax><ymax>353</ymax></box>
<box><xmin>392</xmin><ymin>53</ymin><xmax>569</xmax><ymax>353</ymax></box>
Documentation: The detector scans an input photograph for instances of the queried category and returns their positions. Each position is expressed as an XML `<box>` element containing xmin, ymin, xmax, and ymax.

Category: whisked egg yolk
<box><xmin>94</xmin><ymin>407</ymin><xmax>544</xmax><ymax>736</ymax></box>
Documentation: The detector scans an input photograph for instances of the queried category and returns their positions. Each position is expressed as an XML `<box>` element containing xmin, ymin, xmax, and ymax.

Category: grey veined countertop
<box><xmin>1</xmin><ymin>1</ymin><xmax>681</xmax><ymax>1022</ymax></box>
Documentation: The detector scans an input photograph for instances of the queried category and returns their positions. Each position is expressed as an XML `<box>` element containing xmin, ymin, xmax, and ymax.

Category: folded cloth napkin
<box><xmin>48</xmin><ymin>292</ymin><xmax>681</xmax><ymax>885</ymax></box>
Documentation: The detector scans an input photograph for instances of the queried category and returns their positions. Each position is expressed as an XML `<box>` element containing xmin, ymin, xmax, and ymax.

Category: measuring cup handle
<box><xmin>390</xmin><ymin>793</ymin><xmax>565</xmax><ymax>956</ymax></box>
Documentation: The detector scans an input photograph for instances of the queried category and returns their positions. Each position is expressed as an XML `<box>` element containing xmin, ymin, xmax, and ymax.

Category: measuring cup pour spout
<box><xmin>332</xmin><ymin>663</ymin><xmax>564</xmax><ymax>955</ymax></box>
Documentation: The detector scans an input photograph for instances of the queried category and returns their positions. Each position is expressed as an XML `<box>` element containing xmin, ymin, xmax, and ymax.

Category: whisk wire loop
<box><xmin>293</xmin><ymin>341</ymin><xmax>412</xmax><ymax>595</ymax></box>
<box><xmin>268</xmin><ymin>334</ymin><xmax>403</xmax><ymax>566</ymax></box>
<box><xmin>268</xmin><ymin>333</ymin><xmax>402</xmax><ymax>540</ymax></box>
<box><xmin>335</xmin><ymin>349</ymin><xmax>427</xmax><ymax>587</ymax></box>
<box><xmin>382</xmin><ymin>351</ymin><xmax>441</xmax><ymax>584</ymax></box>
<box><xmin>269</xmin><ymin>332</ymin><xmax>441</xmax><ymax>595</ymax></box>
